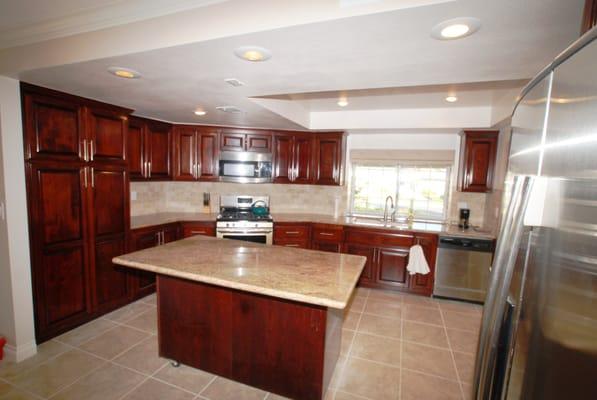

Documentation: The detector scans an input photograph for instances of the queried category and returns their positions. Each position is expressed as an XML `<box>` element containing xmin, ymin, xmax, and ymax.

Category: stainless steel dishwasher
<box><xmin>433</xmin><ymin>235</ymin><xmax>494</xmax><ymax>303</ymax></box>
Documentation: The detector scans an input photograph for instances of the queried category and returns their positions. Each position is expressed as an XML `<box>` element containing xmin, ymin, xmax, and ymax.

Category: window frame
<box><xmin>349</xmin><ymin>161</ymin><xmax>452</xmax><ymax>222</ymax></box>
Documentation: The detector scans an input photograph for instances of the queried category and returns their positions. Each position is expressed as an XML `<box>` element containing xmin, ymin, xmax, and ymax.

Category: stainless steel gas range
<box><xmin>216</xmin><ymin>195</ymin><xmax>273</xmax><ymax>245</ymax></box>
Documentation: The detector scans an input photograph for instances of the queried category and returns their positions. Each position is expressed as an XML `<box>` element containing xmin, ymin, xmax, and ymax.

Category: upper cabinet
<box><xmin>22</xmin><ymin>84</ymin><xmax>130</xmax><ymax>164</ymax></box>
<box><xmin>220</xmin><ymin>128</ymin><xmax>272</xmax><ymax>152</ymax></box>
<box><xmin>272</xmin><ymin>132</ymin><xmax>314</xmax><ymax>184</ymax></box>
<box><xmin>457</xmin><ymin>130</ymin><xmax>498</xmax><ymax>193</ymax></box>
<box><xmin>173</xmin><ymin>125</ymin><xmax>220</xmax><ymax>181</ymax></box>
<box><xmin>581</xmin><ymin>0</ymin><xmax>597</xmax><ymax>35</ymax></box>
<box><xmin>128</xmin><ymin>117</ymin><xmax>173</xmax><ymax>181</ymax></box>
<box><xmin>313</xmin><ymin>132</ymin><xmax>345</xmax><ymax>186</ymax></box>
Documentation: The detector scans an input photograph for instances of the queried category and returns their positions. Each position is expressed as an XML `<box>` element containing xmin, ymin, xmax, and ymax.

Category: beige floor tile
<box><xmin>442</xmin><ymin>311</ymin><xmax>481</xmax><ymax>333</ymax></box>
<box><xmin>357</xmin><ymin>314</ymin><xmax>401</xmax><ymax>339</ymax></box>
<box><xmin>367</xmin><ymin>289</ymin><xmax>404</xmax><ymax>303</ymax></box>
<box><xmin>328</xmin><ymin>356</ymin><xmax>347</xmax><ymax>390</ymax></box>
<box><xmin>113</xmin><ymin>336</ymin><xmax>168</xmax><ymax>375</ymax></box>
<box><xmin>79</xmin><ymin>325</ymin><xmax>151</xmax><ymax>360</ymax></box>
<box><xmin>334</xmin><ymin>391</ymin><xmax>365</xmax><ymax>400</ymax></box>
<box><xmin>354</xmin><ymin>287</ymin><xmax>370</xmax><ymax>297</ymax></box>
<box><xmin>363</xmin><ymin>299</ymin><xmax>402</xmax><ymax>320</ymax></box>
<box><xmin>403</xmin><ymin>321</ymin><xmax>449</xmax><ymax>348</ymax></box>
<box><xmin>0</xmin><ymin>381</ymin><xmax>37</xmax><ymax>400</ymax></box>
<box><xmin>403</xmin><ymin>304</ymin><xmax>444</xmax><ymax>326</ymax></box>
<box><xmin>402</xmin><ymin>342</ymin><xmax>458</xmax><ymax>380</ymax></box>
<box><xmin>140</xmin><ymin>293</ymin><xmax>157</xmax><ymax>306</ymax></box>
<box><xmin>439</xmin><ymin>300</ymin><xmax>483</xmax><ymax>315</ymax></box>
<box><xmin>346</xmin><ymin>297</ymin><xmax>366</xmax><ymax>313</ymax></box>
<box><xmin>103</xmin><ymin>302</ymin><xmax>153</xmax><ymax>323</ymax></box>
<box><xmin>447</xmin><ymin>329</ymin><xmax>479</xmax><ymax>354</ymax></box>
<box><xmin>402</xmin><ymin>294</ymin><xmax>440</xmax><ymax>308</ymax></box>
<box><xmin>0</xmin><ymin>340</ymin><xmax>70</xmax><ymax>381</ymax></box>
<box><xmin>154</xmin><ymin>364</ymin><xmax>214</xmax><ymax>394</ymax></box>
<box><xmin>462</xmin><ymin>383</ymin><xmax>474</xmax><ymax>400</ymax></box>
<box><xmin>124</xmin><ymin>309</ymin><xmax>158</xmax><ymax>334</ymax></box>
<box><xmin>350</xmin><ymin>332</ymin><xmax>401</xmax><ymax>366</ymax></box>
<box><xmin>51</xmin><ymin>363</ymin><xmax>144</xmax><ymax>400</ymax></box>
<box><xmin>122</xmin><ymin>378</ymin><xmax>195</xmax><ymax>400</ymax></box>
<box><xmin>340</xmin><ymin>330</ymin><xmax>355</xmax><ymax>356</ymax></box>
<box><xmin>453</xmin><ymin>351</ymin><xmax>475</xmax><ymax>383</ymax></box>
<box><xmin>54</xmin><ymin>319</ymin><xmax>117</xmax><ymax>347</ymax></box>
<box><xmin>337</xmin><ymin>357</ymin><xmax>399</xmax><ymax>399</ymax></box>
<box><xmin>401</xmin><ymin>369</ymin><xmax>461</xmax><ymax>400</ymax></box>
<box><xmin>201</xmin><ymin>377</ymin><xmax>267</xmax><ymax>400</ymax></box>
<box><xmin>342</xmin><ymin>311</ymin><xmax>360</xmax><ymax>331</ymax></box>
<box><xmin>10</xmin><ymin>349</ymin><xmax>104</xmax><ymax>398</ymax></box>
<box><xmin>266</xmin><ymin>393</ymin><xmax>292</xmax><ymax>400</ymax></box>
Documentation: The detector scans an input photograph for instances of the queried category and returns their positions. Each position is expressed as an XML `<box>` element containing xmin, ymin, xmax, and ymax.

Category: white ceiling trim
<box><xmin>0</xmin><ymin>0</ymin><xmax>228</xmax><ymax>49</ymax></box>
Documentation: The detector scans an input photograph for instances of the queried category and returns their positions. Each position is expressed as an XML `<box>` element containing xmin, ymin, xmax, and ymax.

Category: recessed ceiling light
<box><xmin>194</xmin><ymin>110</ymin><xmax>207</xmax><ymax>116</ymax></box>
<box><xmin>234</xmin><ymin>46</ymin><xmax>272</xmax><ymax>62</ymax></box>
<box><xmin>107</xmin><ymin>66</ymin><xmax>141</xmax><ymax>79</ymax></box>
<box><xmin>446</xmin><ymin>96</ymin><xmax>458</xmax><ymax>103</ymax></box>
<box><xmin>337</xmin><ymin>98</ymin><xmax>349</xmax><ymax>107</ymax></box>
<box><xmin>431</xmin><ymin>17</ymin><xmax>481</xmax><ymax>40</ymax></box>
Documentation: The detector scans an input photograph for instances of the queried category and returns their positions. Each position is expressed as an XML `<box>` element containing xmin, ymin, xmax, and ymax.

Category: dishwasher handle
<box><xmin>439</xmin><ymin>236</ymin><xmax>494</xmax><ymax>252</ymax></box>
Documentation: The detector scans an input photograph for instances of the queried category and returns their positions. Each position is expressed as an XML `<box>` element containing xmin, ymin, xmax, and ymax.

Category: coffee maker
<box><xmin>458</xmin><ymin>208</ymin><xmax>470</xmax><ymax>229</ymax></box>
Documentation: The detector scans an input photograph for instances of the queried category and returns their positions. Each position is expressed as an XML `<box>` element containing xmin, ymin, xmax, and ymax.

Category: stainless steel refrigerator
<box><xmin>473</xmin><ymin>27</ymin><xmax>597</xmax><ymax>399</ymax></box>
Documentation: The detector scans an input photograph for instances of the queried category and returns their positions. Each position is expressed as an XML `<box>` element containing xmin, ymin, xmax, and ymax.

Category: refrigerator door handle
<box><xmin>474</xmin><ymin>176</ymin><xmax>535</xmax><ymax>400</ymax></box>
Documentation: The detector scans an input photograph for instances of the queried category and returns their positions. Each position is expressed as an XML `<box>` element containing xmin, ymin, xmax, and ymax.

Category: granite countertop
<box><xmin>113</xmin><ymin>235</ymin><xmax>366</xmax><ymax>309</ymax></box>
<box><xmin>131</xmin><ymin>212</ymin><xmax>496</xmax><ymax>240</ymax></box>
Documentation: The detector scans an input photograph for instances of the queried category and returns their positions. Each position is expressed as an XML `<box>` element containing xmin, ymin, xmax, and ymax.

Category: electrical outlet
<box><xmin>131</xmin><ymin>191</ymin><xmax>137</xmax><ymax>201</ymax></box>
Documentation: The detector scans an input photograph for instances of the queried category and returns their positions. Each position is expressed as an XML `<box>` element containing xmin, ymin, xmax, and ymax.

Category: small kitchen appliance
<box><xmin>216</xmin><ymin>195</ymin><xmax>273</xmax><ymax>244</ymax></box>
<box><xmin>458</xmin><ymin>208</ymin><xmax>470</xmax><ymax>229</ymax></box>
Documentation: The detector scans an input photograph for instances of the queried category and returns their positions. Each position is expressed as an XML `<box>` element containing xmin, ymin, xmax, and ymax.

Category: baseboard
<box><xmin>3</xmin><ymin>340</ymin><xmax>37</xmax><ymax>362</ymax></box>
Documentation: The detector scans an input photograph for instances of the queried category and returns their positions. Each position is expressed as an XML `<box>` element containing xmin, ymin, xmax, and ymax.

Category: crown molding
<box><xmin>0</xmin><ymin>0</ymin><xmax>228</xmax><ymax>50</ymax></box>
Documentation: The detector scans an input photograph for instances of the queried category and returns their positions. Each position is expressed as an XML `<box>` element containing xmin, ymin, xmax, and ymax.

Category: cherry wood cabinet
<box><xmin>86</xmin><ymin>107</ymin><xmax>127</xmax><ymax>164</ymax></box>
<box><xmin>128</xmin><ymin>117</ymin><xmax>172</xmax><ymax>180</ymax></box>
<box><xmin>311</xmin><ymin>224</ymin><xmax>344</xmax><ymax>253</ymax></box>
<box><xmin>272</xmin><ymin>133</ymin><xmax>314</xmax><ymax>184</ymax></box>
<box><xmin>181</xmin><ymin>221</ymin><xmax>216</xmax><ymax>238</ymax></box>
<box><xmin>173</xmin><ymin>125</ymin><xmax>220</xmax><ymax>181</ymax></box>
<box><xmin>344</xmin><ymin>244</ymin><xmax>376</xmax><ymax>285</ymax></box>
<box><xmin>458</xmin><ymin>130</ymin><xmax>498</xmax><ymax>193</ymax></box>
<box><xmin>273</xmin><ymin>223</ymin><xmax>311</xmax><ymax>249</ymax></box>
<box><xmin>313</xmin><ymin>132</ymin><xmax>345</xmax><ymax>185</ymax></box>
<box><xmin>582</xmin><ymin>0</ymin><xmax>597</xmax><ymax>34</ymax></box>
<box><xmin>220</xmin><ymin>128</ymin><xmax>272</xmax><ymax>152</ymax></box>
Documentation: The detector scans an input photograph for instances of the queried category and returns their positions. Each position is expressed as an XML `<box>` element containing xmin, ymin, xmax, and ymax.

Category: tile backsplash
<box><xmin>131</xmin><ymin>182</ymin><xmax>347</xmax><ymax>217</ymax></box>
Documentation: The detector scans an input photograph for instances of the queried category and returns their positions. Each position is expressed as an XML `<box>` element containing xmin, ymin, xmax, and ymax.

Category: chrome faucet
<box><xmin>383</xmin><ymin>195</ymin><xmax>396</xmax><ymax>223</ymax></box>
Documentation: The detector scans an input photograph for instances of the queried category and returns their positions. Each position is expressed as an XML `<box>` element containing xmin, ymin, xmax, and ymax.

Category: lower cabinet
<box><xmin>181</xmin><ymin>221</ymin><xmax>216</xmax><ymax>238</ymax></box>
<box><xmin>310</xmin><ymin>224</ymin><xmax>344</xmax><ymax>253</ymax></box>
<box><xmin>129</xmin><ymin>223</ymin><xmax>180</xmax><ymax>298</ymax></box>
<box><xmin>273</xmin><ymin>223</ymin><xmax>311</xmax><ymax>248</ymax></box>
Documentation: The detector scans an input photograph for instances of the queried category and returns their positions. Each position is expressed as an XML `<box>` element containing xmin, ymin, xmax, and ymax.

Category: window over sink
<box><xmin>350</xmin><ymin>163</ymin><xmax>451</xmax><ymax>222</ymax></box>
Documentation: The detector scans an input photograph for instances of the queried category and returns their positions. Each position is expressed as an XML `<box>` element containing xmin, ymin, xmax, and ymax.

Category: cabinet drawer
<box><xmin>181</xmin><ymin>222</ymin><xmax>216</xmax><ymax>237</ymax></box>
<box><xmin>274</xmin><ymin>239</ymin><xmax>310</xmax><ymax>249</ymax></box>
<box><xmin>345</xmin><ymin>228</ymin><xmax>414</xmax><ymax>247</ymax></box>
<box><xmin>312</xmin><ymin>224</ymin><xmax>344</xmax><ymax>243</ymax></box>
<box><xmin>274</xmin><ymin>224</ymin><xmax>310</xmax><ymax>241</ymax></box>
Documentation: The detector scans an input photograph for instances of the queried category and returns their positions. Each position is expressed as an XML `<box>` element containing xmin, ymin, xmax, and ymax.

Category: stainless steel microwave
<box><xmin>218</xmin><ymin>151</ymin><xmax>273</xmax><ymax>183</ymax></box>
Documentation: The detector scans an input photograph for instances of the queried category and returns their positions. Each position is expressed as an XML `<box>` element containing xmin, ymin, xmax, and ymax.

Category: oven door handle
<box><xmin>217</xmin><ymin>230</ymin><xmax>273</xmax><ymax>234</ymax></box>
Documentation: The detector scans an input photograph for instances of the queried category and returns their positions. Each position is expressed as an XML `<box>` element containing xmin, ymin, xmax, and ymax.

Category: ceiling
<box><xmin>8</xmin><ymin>0</ymin><xmax>585</xmax><ymax>130</ymax></box>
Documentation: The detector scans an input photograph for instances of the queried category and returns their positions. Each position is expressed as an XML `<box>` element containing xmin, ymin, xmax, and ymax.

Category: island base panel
<box><xmin>156</xmin><ymin>275</ymin><xmax>341</xmax><ymax>400</ymax></box>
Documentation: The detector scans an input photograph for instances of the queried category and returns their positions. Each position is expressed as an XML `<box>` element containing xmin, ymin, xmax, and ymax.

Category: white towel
<box><xmin>406</xmin><ymin>244</ymin><xmax>430</xmax><ymax>275</ymax></box>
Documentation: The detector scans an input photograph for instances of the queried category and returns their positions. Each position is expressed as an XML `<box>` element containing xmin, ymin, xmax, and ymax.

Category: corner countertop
<box><xmin>113</xmin><ymin>235</ymin><xmax>366</xmax><ymax>309</ymax></box>
<box><xmin>131</xmin><ymin>212</ymin><xmax>496</xmax><ymax>240</ymax></box>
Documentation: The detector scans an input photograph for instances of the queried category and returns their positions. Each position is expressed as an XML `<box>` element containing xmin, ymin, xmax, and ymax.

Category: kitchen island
<box><xmin>113</xmin><ymin>235</ymin><xmax>366</xmax><ymax>400</ymax></box>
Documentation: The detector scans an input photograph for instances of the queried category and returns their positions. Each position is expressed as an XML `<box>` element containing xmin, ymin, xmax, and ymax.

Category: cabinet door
<box><xmin>127</xmin><ymin>117</ymin><xmax>145</xmax><ymax>179</ymax></box>
<box><xmin>146</xmin><ymin>121</ymin><xmax>172</xmax><ymax>179</ymax></box>
<box><xmin>87</xmin><ymin>107</ymin><xmax>127</xmax><ymax>163</ymax></box>
<box><xmin>312</xmin><ymin>241</ymin><xmax>342</xmax><ymax>253</ymax></box>
<box><xmin>130</xmin><ymin>229</ymin><xmax>160</xmax><ymax>297</ymax></box>
<box><xmin>198</xmin><ymin>128</ymin><xmax>219</xmax><ymax>180</ymax></box>
<box><xmin>272</xmin><ymin>134</ymin><xmax>293</xmax><ymax>183</ymax></box>
<box><xmin>345</xmin><ymin>244</ymin><xmax>376</xmax><ymax>285</ymax></box>
<box><xmin>173</xmin><ymin>127</ymin><xmax>197</xmax><ymax>181</ymax></box>
<box><xmin>26</xmin><ymin>163</ymin><xmax>91</xmax><ymax>341</ymax></box>
<box><xmin>220</xmin><ymin>130</ymin><xmax>245</xmax><ymax>151</ymax></box>
<box><xmin>23</xmin><ymin>93</ymin><xmax>85</xmax><ymax>162</ymax></box>
<box><xmin>293</xmin><ymin>134</ymin><xmax>313</xmax><ymax>184</ymax></box>
<box><xmin>377</xmin><ymin>247</ymin><xmax>410</xmax><ymax>288</ymax></box>
<box><xmin>313</xmin><ymin>133</ymin><xmax>343</xmax><ymax>185</ymax></box>
<box><xmin>246</xmin><ymin>133</ymin><xmax>271</xmax><ymax>152</ymax></box>
<box><xmin>162</xmin><ymin>224</ymin><xmax>180</xmax><ymax>243</ymax></box>
<box><xmin>458</xmin><ymin>131</ymin><xmax>497</xmax><ymax>192</ymax></box>
<box><xmin>88</xmin><ymin>166</ymin><xmax>130</xmax><ymax>310</ymax></box>
<box><xmin>182</xmin><ymin>223</ymin><xmax>216</xmax><ymax>237</ymax></box>
<box><xmin>408</xmin><ymin>235</ymin><xmax>438</xmax><ymax>295</ymax></box>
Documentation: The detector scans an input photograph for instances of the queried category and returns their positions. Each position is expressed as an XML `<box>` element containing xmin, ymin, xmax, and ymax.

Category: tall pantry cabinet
<box><xmin>22</xmin><ymin>83</ymin><xmax>132</xmax><ymax>342</ymax></box>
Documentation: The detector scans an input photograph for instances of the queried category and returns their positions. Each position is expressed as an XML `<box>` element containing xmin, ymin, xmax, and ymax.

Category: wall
<box><xmin>0</xmin><ymin>76</ymin><xmax>36</xmax><ymax>362</ymax></box>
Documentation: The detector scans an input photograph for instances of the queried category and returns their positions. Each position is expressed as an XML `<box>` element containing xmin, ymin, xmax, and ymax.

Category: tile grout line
<box><xmin>196</xmin><ymin>374</ymin><xmax>218</xmax><ymax>398</ymax></box>
<box><xmin>439</xmin><ymin>306</ymin><xmax>466</xmax><ymax>400</ymax></box>
<box><xmin>0</xmin><ymin>375</ymin><xmax>46</xmax><ymax>400</ymax></box>
<box><xmin>115</xmin><ymin>360</ymin><xmax>173</xmax><ymax>400</ymax></box>
<box><xmin>399</xmin><ymin>293</ymin><xmax>404</xmax><ymax>400</ymax></box>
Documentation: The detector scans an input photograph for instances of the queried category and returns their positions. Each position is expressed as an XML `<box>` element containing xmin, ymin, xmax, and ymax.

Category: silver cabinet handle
<box><xmin>148</xmin><ymin>161</ymin><xmax>152</xmax><ymax>178</ymax></box>
<box><xmin>90</xmin><ymin>167</ymin><xmax>95</xmax><ymax>188</ymax></box>
<box><xmin>190</xmin><ymin>230</ymin><xmax>206</xmax><ymax>234</ymax></box>
<box><xmin>83</xmin><ymin>167</ymin><xmax>88</xmax><ymax>188</ymax></box>
<box><xmin>89</xmin><ymin>139</ymin><xmax>94</xmax><ymax>161</ymax></box>
<box><xmin>155</xmin><ymin>231</ymin><xmax>161</xmax><ymax>245</ymax></box>
<box><xmin>319</xmin><ymin>232</ymin><xmax>334</xmax><ymax>236</ymax></box>
<box><xmin>285</xmin><ymin>231</ymin><xmax>300</xmax><ymax>235</ymax></box>
<box><xmin>82</xmin><ymin>139</ymin><xmax>88</xmax><ymax>161</ymax></box>
<box><xmin>285</xmin><ymin>244</ymin><xmax>300</xmax><ymax>247</ymax></box>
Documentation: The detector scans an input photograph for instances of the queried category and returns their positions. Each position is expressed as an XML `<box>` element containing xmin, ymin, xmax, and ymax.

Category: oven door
<box><xmin>216</xmin><ymin>229</ymin><xmax>273</xmax><ymax>245</ymax></box>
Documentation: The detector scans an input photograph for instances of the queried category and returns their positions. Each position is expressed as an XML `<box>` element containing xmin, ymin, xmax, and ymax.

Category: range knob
<box><xmin>254</xmin><ymin>223</ymin><xmax>258</xmax><ymax>227</ymax></box>
<box><xmin>226</xmin><ymin>223</ymin><xmax>230</xmax><ymax>227</ymax></box>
